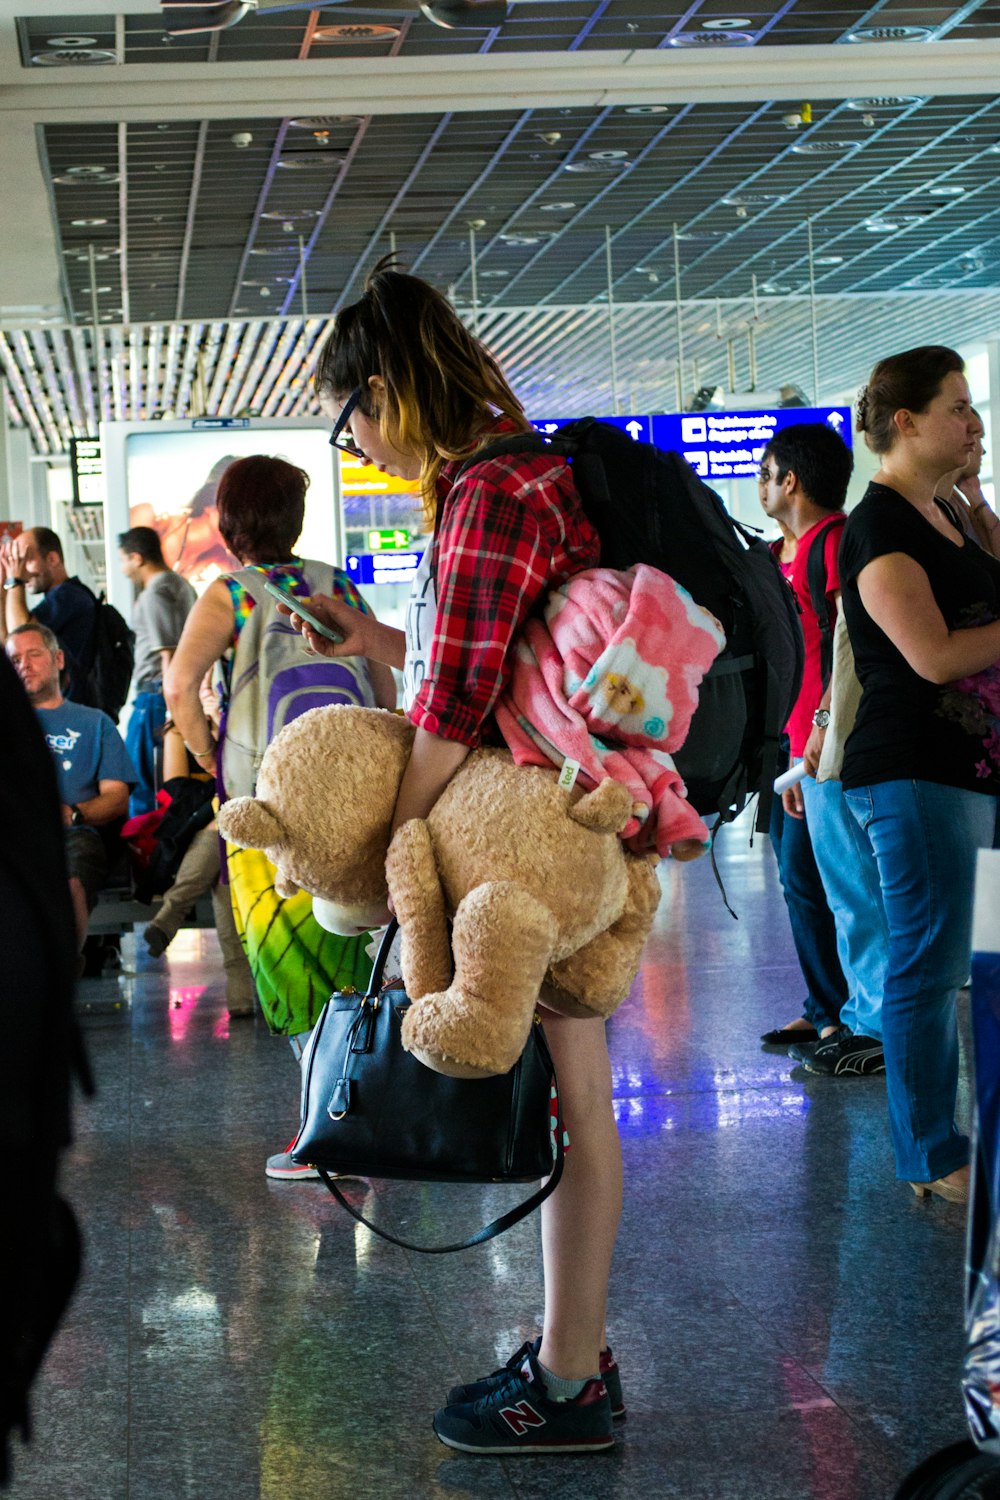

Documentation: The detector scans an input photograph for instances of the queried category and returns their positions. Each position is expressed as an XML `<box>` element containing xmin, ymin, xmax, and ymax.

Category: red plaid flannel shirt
<box><xmin>408</xmin><ymin>432</ymin><xmax>600</xmax><ymax>746</ymax></box>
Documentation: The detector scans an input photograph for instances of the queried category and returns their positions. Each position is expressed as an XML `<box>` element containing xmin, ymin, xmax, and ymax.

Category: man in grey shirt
<box><xmin>118</xmin><ymin>526</ymin><xmax>197</xmax><ymax>815</ymax></box>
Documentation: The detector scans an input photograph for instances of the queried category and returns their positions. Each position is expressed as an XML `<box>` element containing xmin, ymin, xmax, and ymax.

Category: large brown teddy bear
<box><xmin>217</xmin><ymin>705</ymin><xmax>661</xmax><ymax>1079</ymax></box>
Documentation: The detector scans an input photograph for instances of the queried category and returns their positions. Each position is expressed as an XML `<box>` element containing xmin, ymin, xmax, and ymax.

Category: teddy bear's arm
<box><xmin>385</xmin><ymin>818</ymin><xmax>453</xmax><ymax>999</ymax></box>
<box><xmin>547</xmin><ymin>854</ymin><xmax>661</xmax><ymax>1013</ymax></box>
<box><xmin>401</xmin><ymin>881</ymin><xmax>559</xmax><ymax>1078</ymax></box>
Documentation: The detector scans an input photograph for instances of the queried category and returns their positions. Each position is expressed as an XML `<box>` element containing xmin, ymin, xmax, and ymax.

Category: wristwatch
<box><xmin>70</xmin><ymin>805</ymin><xmax>86</xmax><ymax>827</ymax></box>
<box><xmin>813</xmin><ymin>709</ymin><xmax>831</xmax><ymax>730</ymax></box>
<box><xmin>2</xmin><ymin>577</ymin><xmax>24</xmax><ymax>591</ymax></box>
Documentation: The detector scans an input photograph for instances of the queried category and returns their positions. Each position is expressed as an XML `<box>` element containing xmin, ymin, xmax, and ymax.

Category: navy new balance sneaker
<box><xmin>433</xmin><ymin>1348</ymin><xmax>614</xmax><ymax>1454</ymax></box>
<box><xmin>446</xmin><ymin>1337</ymin><xmax>626</xmax><ymax>1420</ymax></box>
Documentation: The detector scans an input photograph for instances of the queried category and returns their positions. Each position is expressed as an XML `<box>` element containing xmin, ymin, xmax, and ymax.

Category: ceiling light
<box><xmin>46</xmin><ymin>34</ymin><xmax>97</xmax><ymax>45</ymax></box>
<box><xmin>564</xmin><ymin>159</ymin><xmax>628</xmax><ymax>173</ymax></box>
<box><xmin>69</xmin><ymin>217</ymin><xmax>109</xmax><ymax>227</ymax></box>
<box><xmin>289</xmin><ymin>115</ymin><xmax>362</xmax><ymax>128</ymax></box>
<box><xmin>790</xmin><ymin>139</ymin><xmax>861</xmax><ymax>155</ymax></box>
<box><xmin>864</xmin><ymin>219</ymin><xmax>899</xmax><ymax>232</ymax></box>
<box><xmin>927</xmin><ymin>184</ymin><xmax>965</xmax><ymax>196</ymax></box>
<box><xmin>845</xmin><ymin>96</ymin><xmax>923</xmax><ymax>109</ymax></box>
<box><xmin>701</xmin><ymin>17</ymin><xmax>751</xmax><ymax>27</ymax></box>
<box><xmin>311</xmin><ymin>23</ymin><xmax>401</xmax><ymax>40</ymax></box>
<box><xmin>498</xmin><ymin>233</ymin><xmax>544</xmax><ymax>245</ymax></box>
<box><xmin>624</xmin><ymin>105</ymin><xmax>669</xmax><ymax>115</ymax></box>
<box><xmin>540</xmin><ymin>201</ymin><xmax>576</xmax><ymax>211</ymax></box>
<box><xmin>588</xmin><ymin>150</ymin><xmax>629</xmax><ymax>161</ymax></box>
<box><xmin>721</xmin><ymin>192</ymin><xmax>784</xmax><ymax>207</ymax></box>
<box><xmin>669</xmin><ymin>30</ymin><xmax>754</xmax><ymax>46</ymax></box>
<box><xmin>249</xmin><ymin>246</ymin><xmax>296</xmax><ymax>256</ymax></box>
<box><xmin>814</xmin><ymin>255</ymin><xmax>844</xmax><ymax>265</ymax></box>
<box><xmin>276</xmin><ymin>155</ymin><xmax>345</xmax><ymax>170</ymax></box>
<box><xmin>675</xmin><ymin>228</ymin><xmax>728</xmax><ymax>240</ymax></box>
<box><xmin>843</xmin><ymin>26</ymin><xmax>933</xmax><ymax>42</ymax></box>
<box><xmin>31</xmin><ymin>48</ymin><xmax>116</xmax><ymax>64</ymax></box>
<box><xmin>479</xmin><ymin>269</ymin><xmax>509</xmax><ymax>278</ymax></box>
<box><xmin>758</xmin><ymin>282</ymin><xmax>791</xmax><ymax>293</ymax></box>
<box><xmin>262</xmin><ymin>209</ymin><xmax>320</xmax><ymax>221</ymax></box>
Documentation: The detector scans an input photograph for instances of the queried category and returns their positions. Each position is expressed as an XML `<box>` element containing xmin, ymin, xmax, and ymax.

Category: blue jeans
<box><xmin>125</xmin><ymin>689</ymin><xmax>167</xmax><ymax>817</ymax></box>
<box><xmin>844</xmin><ymin>779</ymin><xmax>996</xmax><ymax>1183</ymax></box>
<box><xmin>770</xmin><ymin>771</ymin><xmax>847</xmax><ymax>1031</ymax></box>
<box><xmin>801</xmin><ymin>776</ymin><xmax>888</xmax><ymax>1042</ymax></box>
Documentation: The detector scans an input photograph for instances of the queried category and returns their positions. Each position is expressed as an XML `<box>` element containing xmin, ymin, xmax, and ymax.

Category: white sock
<box><xmin>533</xmin><ymin>1359</ymin><xmax>591</xmax><ymax>1402</ymax></box>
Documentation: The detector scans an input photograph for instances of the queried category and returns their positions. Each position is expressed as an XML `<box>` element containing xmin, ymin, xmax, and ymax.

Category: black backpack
<box><xmin>463</xmin><ymin>417</ymin><xmax>804</xmax><ymax>829</ymax></box>
<box><xmin>80</xmin><ymin>588</ymin><xmax>135</xmax><ymax>724</ymax></box>
<box><xmin>133</xmin><ymin>776</ymin><xmax>216</xmax><ymax>905</ymax></box>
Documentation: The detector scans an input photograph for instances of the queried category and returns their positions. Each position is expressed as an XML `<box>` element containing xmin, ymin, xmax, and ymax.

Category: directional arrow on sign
<box><xmin>625</xmin><ymin>421</ymin><xmax>643</xmax><ymax>441</ymax></box>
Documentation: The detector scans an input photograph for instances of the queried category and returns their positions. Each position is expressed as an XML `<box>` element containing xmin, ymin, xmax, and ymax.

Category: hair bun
<box><xmin>855</xmin><ymin>385</ymin><xmax>869</xmax><ymax>431</ymax></box>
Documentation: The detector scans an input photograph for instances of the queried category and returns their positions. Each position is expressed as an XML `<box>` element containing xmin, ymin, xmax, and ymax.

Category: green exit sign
<box><xmin>368</xmin><ymin>528</ymin><xmax>411</xmax><ymax>551</ymax></box>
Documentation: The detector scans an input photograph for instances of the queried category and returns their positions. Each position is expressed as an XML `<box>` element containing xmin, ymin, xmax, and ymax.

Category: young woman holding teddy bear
<box><xmin>288</xmin><ymin>260</ymin><xmax>630</xmax><ymax>1455</ymax></box>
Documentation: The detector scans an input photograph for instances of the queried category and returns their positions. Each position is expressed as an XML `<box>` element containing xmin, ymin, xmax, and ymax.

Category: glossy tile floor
<box><xmin>9</xmin><ymin>833</ymin><xmax>974</xmax><ymax>1500</ymax></box>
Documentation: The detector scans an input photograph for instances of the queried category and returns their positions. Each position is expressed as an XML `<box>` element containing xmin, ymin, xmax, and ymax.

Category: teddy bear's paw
<box><xmin>401</xmin><ymin>988</ymin><xmax>534</xmax><ymax>1079</ymax></box>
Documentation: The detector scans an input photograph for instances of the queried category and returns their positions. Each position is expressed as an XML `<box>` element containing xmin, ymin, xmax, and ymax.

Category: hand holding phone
<box><xmin>263</xmin><ymin>579</ymin><xmax>345</xmax><ymax>644</ymax></box>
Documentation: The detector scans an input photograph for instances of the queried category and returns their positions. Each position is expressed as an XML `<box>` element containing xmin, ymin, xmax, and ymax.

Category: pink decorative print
<box><xmin>495</xmin><ymin>564</ymin><xmax>725</xmax><ymax>858</ymax></box>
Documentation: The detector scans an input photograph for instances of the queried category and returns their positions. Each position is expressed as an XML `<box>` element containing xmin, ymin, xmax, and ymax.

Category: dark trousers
<box><xmin>769</xmin><ymin>742</ymin><xmax>847</xmax><ymax>1031</ymax></box>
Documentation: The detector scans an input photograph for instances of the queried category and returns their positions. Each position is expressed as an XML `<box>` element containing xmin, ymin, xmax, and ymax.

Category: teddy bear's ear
<box><xmin>216</xmin><ymin>797</ymin><xmax>284</xmax><ymax>852</ymax></box>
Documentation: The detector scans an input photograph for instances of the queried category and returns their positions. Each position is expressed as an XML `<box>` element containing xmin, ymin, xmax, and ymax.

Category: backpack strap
<box><xmin>805</xmin><ymin>515</ymin><xmax>845</xmax><ymax>691</ymax></box>
<box><xmin>454</xmin><ymin>431</ymin><xmax>554</xmax><ymax>482</ymax></box>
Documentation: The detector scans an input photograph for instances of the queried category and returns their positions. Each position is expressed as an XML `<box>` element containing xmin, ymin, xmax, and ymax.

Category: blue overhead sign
<box><xmin>533</xmin><ymin>406</ymin><xmax>852</xmax><ymax>481</ymax></box>
<box><xmin>346</xmin><ymin>551</ymin><xmax>424</xmax><ymax>587</ymax></box>
<box><xmin>344</xmin><ymin>406</ymin><xmax>852</xmax><ymax>585</ymax></box>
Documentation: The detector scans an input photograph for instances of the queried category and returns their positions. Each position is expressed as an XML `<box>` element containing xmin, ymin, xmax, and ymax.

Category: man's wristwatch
<box><xmin>2</xmin><ymin>577</ymin><xmax>24</xmax><ymax>591</ymax></box>
<box><xmin>813</xmin><ymin>709</ymin><xmax>831</xmax><ymax>730</ymax></box>
<box><xmin>70</xmin><ymin>805</ymin><xmax>86</xmax><ymax>827</ymax></box>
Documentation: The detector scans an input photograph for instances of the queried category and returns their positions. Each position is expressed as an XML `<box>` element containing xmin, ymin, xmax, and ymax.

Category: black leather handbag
<box><xmin>291</xmin><ymin>920</ymin><xmax>565</xmax><ymax>1253</ymax></box>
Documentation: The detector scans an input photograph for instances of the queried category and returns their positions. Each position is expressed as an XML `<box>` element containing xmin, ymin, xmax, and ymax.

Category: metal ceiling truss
<box><xmin>5</xmin><ymin>288</ymin><xmax>1000</xmax><ymax>455</ymax></box>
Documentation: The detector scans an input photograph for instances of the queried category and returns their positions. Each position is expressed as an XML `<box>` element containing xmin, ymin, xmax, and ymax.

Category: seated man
<box><xmin>6</xmin><ymin>622</ymin><xmax>136</xmax><ymax>949</ymax></box>
<box><xmin>0</xmin><ymin>527</ymin><xmax>97</xmax><ymax>701</ymax></box>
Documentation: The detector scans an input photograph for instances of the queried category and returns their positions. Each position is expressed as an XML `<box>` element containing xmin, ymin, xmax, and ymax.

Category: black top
<box><xmin>33</xmin><ymin>576</ymin><xmax>97</xmax><ymax>701</ymax></box>
<box><xmin>840</xmin><ymin>481</ymin><xmax>1000</xmax><ymax>795</ymax></box>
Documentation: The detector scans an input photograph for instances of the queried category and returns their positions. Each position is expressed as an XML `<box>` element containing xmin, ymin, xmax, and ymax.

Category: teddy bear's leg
<box><xmin>385</xmin><ymin>818</ymin><xmax>453</xmax><ymax>999</ymax></box>
<box><xmin>401</xmin><ymin>881</ymin><xmax>558</xmax><ymax>1079</ymax></box>
<box><xmin>545</xmin><ymin>856</ymin><xmax>661</xmax><ymax>1019</ymax></box>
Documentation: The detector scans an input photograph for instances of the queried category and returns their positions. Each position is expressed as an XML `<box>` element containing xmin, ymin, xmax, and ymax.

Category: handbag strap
<box><xmin>367</xmin><ymin>915</ymin><xmax>401</xmax><ymax>995</ymax></box>
<box><xmin>315</xmin><ymin>1023</ymin><xmax>567</xmax><ymax>1254</ymax></box>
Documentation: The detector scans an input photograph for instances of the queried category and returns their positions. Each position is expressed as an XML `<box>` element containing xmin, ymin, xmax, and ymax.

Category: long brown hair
<box><xmin>314</xmin><ymin>258</ymin><xmax>529</xmax><ymax>519</ymax></box>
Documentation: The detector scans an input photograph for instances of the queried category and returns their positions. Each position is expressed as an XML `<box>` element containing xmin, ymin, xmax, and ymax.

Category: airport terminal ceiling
<box><xmin>4</xmin><ymin>1</ymin><xmax>1000</xmax><ymax>447</ymax></box>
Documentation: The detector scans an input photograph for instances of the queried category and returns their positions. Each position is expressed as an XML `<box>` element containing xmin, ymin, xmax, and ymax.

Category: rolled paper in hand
<box><xmin>774</xmin><ymin>760</ymin><xmax>807</xmax><ymax>794</ymax></box>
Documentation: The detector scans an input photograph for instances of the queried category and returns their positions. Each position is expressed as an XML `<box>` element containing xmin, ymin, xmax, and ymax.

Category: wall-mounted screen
<box><xmin>100</xmin><ymin>418</ymin><xmax>338</xmax><ymax>619</ymax></box>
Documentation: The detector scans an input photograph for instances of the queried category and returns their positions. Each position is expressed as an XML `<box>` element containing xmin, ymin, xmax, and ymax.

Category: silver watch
<box><xmin>2</xmin><ymin>577</ymin><xmax>24</xmax><ymax>591</ymax></box>
<box><xmin>813</xmin><ymin>708</ymin><xmax>831</xmax><ymax>729</ymax></box>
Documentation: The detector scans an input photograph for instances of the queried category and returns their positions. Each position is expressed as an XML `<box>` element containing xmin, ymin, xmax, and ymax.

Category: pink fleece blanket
<box><xmin>495</xmin><ymin>564</ymin><xmax>726</xmax><ymax>857</ymax></box>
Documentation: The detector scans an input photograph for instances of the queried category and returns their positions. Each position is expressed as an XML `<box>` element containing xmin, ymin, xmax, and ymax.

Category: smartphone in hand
<box><xmin>262</xmin><ymin>579</ymin><xmax>345</xmax><ymax>644</ymax></box>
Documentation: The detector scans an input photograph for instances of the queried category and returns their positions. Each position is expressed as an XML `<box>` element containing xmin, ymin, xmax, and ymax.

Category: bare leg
<box><xmin>537</xmin><ymin>1011</ymin><xmax>622</xmax><ymax>1380</ymax></box>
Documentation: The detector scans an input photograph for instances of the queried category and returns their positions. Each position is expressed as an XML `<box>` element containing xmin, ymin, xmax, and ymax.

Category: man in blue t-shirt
<box><xmin>0</xmin><ymin>526</ymin><xmax>97</xmax><ymax>702</ymax></box>
<box><xmin>6</xmin><ymin>621</ymin><xmax>136</xmax><ymax>949</ymax></box>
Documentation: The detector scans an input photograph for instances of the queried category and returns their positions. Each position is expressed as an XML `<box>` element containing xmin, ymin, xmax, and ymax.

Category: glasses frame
<box><xmin>329</xmin><ymin>387</ymin><xmax>364</xmax><ymax>458</ymax></box>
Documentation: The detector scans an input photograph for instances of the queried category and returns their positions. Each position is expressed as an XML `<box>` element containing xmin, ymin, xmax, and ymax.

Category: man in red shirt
<box><xmin>760</xmin><ymin>424</ymin><xmax>887</xmax><ymax>1076</ymax></box>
